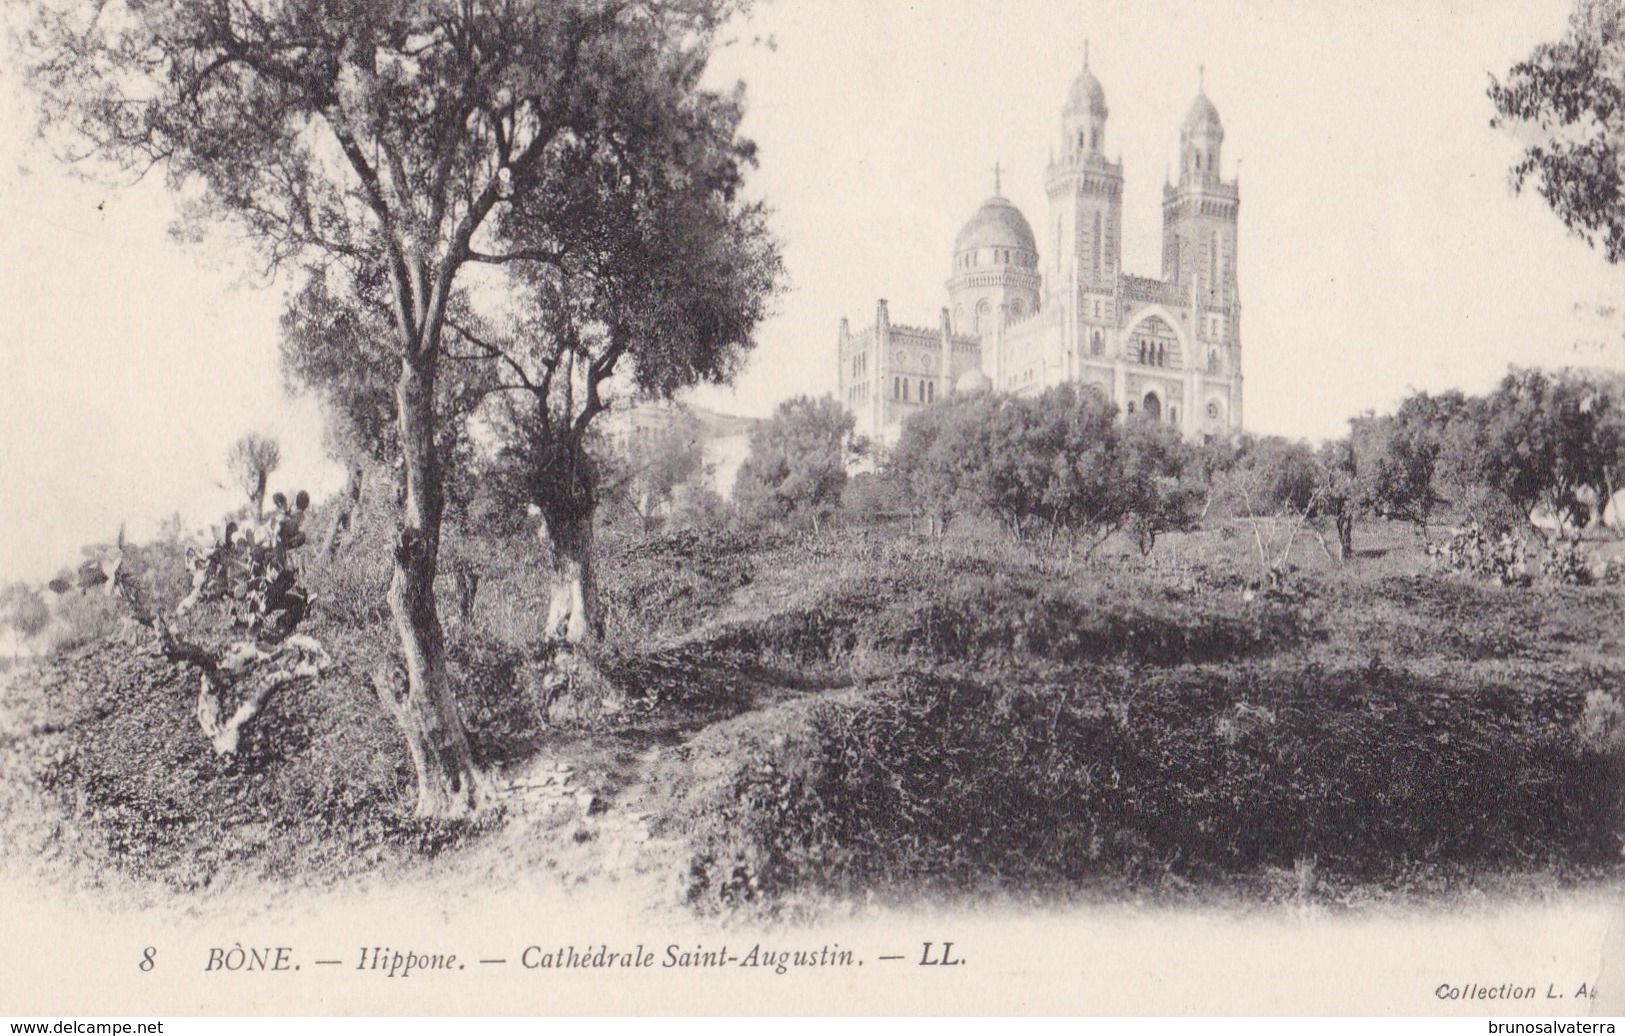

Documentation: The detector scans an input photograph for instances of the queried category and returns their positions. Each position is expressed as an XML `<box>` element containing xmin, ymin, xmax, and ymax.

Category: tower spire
<box><xmin>1198</xmin><ymin>64</ymin><xmax>1205</xmax><ymax>91</ymax></box>
<box><xmin>991</xmin><ymin>160</ymin><xmax>1003</xmax><ymax>195</ymax></box>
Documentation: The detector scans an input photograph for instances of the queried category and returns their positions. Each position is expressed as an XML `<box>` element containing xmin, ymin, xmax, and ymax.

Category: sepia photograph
<box><xmin>0</xmin><ymin>0</ymin><xmax>1622</xmax><ymax>1019</ymax></box>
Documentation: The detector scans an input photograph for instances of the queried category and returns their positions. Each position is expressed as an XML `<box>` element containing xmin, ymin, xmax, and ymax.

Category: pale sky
<box><xmin>2</xmin><ymin>0</ymin><xmax>1622</xmax><ymax>583</ymax></box>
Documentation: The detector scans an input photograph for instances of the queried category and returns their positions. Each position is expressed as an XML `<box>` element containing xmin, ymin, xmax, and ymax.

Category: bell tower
<box><xmin>1045</xmin><ymin>43</ymin><xmax>1123</xmax><ymax>296</ymax></box>
<box><xmin>1162</xmin><ymin>68</ymin><xmax>1242</xmax><ymax>420</ymax></box>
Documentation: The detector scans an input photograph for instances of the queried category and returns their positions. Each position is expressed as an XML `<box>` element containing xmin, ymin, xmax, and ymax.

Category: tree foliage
<box><xmin>1119</xmin><ymin>416</ymin><xmax>1205</xmax><ymax>555</ymax></box>
<box><xmin>734</xmin><ymin>395</ymin><xmax>854</xmax><ymax>531</ymax></box>
<box><xmin>1349</xmin><ymin>390</ymin><xmax>1463</xmax><ymax>539</ymax></box>
<box><xmin>1491</xmin><ymin>0</ymin><xmax>1625</xmax><ymax>262</ymax></box>
<box><xmin>1444</xmin><ymin>369</ymin><xmax>1601</xmax><ymax>534</ymax></box>
<box><xmin>0</xmin><ymin>583</ymin><xmax>51</xmax><ymax>643</ymax></box>
<box><xmin>226</xmin><ymin>433</ymin><xmax>282</xmax><ymax>522</ymax></box>
<box><xmin>888</xmin><ymin>386</ymin><xmax>1203</xmax><ymax>555</ymax></box>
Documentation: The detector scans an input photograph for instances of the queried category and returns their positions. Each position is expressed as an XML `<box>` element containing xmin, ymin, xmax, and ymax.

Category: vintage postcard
<box><xmin>1</xmin><ymin>0</ymin><xmax>1622</xmax><ymax>1018</ymax></box>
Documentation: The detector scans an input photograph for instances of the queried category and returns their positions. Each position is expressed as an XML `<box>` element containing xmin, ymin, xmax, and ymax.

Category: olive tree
<box><xmin>25</xmin><ymin>0</ymin><xmax>759</xmax><ymax>818</ymax></box>
<box><xmin>733</xmin><ymin>395</ymin><xmax>855</xmax><ymax>533</ymax></box>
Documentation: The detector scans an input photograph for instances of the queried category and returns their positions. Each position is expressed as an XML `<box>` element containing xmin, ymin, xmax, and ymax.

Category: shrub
<box><xmin>1426</xmin><ymin>522</ymin><xmax>1531</xmax><ymax>585</ymax></box>
<box><xmin>1575</xmin><ymin>690</ymin><xmax>1625</xmax><ymax>756</ymax></box>
<box><xmin>1541</xmin><ymin>537</ymin><xmax>1595</xmax><ymax>586</ymax></box>
<box><xmin>598</xmin><ymin>529</ymin><xmax>761</xmax><ymax>646</ymax></box>
<box><xmin>656</xmin><ymin>662</ymin><xmax>1625</xmax><ymax>908</ymax></box>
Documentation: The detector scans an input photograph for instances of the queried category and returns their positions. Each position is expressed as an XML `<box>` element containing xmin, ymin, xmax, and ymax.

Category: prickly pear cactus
<box><xmin>58</xmin><ymin>491</ymin><xmax>329</xmax><ymax>760</ymax></box>
<box><xmin>179</xmin><ymin>490</ymin><xmax>314</xmax><ymax>639</ymax></box>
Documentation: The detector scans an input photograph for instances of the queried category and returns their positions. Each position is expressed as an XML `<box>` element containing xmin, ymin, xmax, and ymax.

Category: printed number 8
<box><xmin>139</xmin><ymin>947</ymin><xmax>156</xmax><ymax>972</ymax></box>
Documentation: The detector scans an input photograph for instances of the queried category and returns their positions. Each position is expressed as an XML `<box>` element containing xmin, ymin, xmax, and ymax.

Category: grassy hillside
<box><xmin>1</xmin><ymin>513</ymin><xmax>1621</xmax><ymax>912</ymax></box>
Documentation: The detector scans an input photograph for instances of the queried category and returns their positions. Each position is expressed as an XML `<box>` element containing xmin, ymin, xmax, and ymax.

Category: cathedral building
<box><xmin>838</xmin><ymin>50</ymin><xmax>1243</xmax><ymax>448</ymax></box>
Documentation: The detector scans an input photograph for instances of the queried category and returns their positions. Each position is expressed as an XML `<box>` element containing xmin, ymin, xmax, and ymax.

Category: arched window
<box><xmin>902</xmin><ymin>379</ymin><xmax>910</xmax><ymax>402</ymax></box>
<box><xmin>1143</xmin><ymin>393</ymin><xmax>1162</xmax><ymax>421</ymax></box>
<box><xmin>1210</xmin><ymin>232</ymin><xmax>1219</xmax><ymax>288</ymax></box>
<box><xmin>893</xmin><ymin>376</ymin><xmax>900</xmax><ymax>400</ymax></box>
<box><xmin>1208</xmin><ymin>350</ymin><xmax>1219</xmax><ymax>374</ymax></box>
<box><xmin>975</xmin><ymin>298</ymin><xmax>992</xmax><ymax>336</ymax></box>
<box><xmin>1090</xmin><ymin>329</ymin><xmax>1103</xmax><ymax>356</ymax></box>
<box><xmin>1138</xmin><ymin>341</ymin><xmax>1147</xmax><ymax>364</ymax></box>
<box><xmin>1169</xmin><ymin>406</ymin><xmax>1178</xmax><ymax>425</ymax></box>
<box><xmin>1092</xmin><ymin>211</ymin><xmax>1102</xmax><ymax>273</ymax></box>
<box><xmin>1206</xmin><ymin>401</ymin><xmax>1221</xmax><ymax>421</ymax></box>
<box><xmin>1127</xmin><ymin>401</ymin><xmax>1136</xmax><ymax>415</ymax></box>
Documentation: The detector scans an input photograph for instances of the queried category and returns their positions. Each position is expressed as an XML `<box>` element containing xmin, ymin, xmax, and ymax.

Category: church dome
<box><xmin>953</xmin><ymin>194</ymin><xmax>1037</xmax><ymax>259</ymax></box>
<box><xmin>1183</xmin><ymin>90</ymin><xmax>1223</xmax><ymax>137</ymax></box>
<box><xmin>956</xmin><ymin>367</ymin><xmax>993</xmax><ymax>396</ymax></box>
<box><xmin>1065</xmin><ymin>65</ymin><xmax>1107</xmax><ymax>117</ymax></box>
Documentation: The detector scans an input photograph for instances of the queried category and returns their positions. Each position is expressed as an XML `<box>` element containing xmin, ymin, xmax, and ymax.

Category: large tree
<box><xmin>888</xmin><ymin>385</ymin><xmax>1139</xmax><ymax>554</ymax></box>
<box><xmin>26</xmin><ymin>0</ymin><xmax>756</xmax><ymax>818</ymax></box>
<box><xmin>1118</xmin><ymin>415</ymin><xmax>1204</xmax><ymax>556</ymax></box>
<box><xmin>981</xmin><ymin>385</ymin><xmax>1127</xmax><ymax>552</ymax></box>
<box><xmin>888</xmin><ymin>394</ymin><xmax>991</xmax><ymax>537</ymax></box>
<box><xmin>279</xmin><ymin>265</ymin><xmax>497</xmax><ymax>561</ymax></box>
<box><xmin>1557</xmin><ymin>368</ymin><xmax>1625</xmax><ymax>526</ymax></box>
<box><xmin>463</xmin><ymin>95</ymin><xmax>781</xmax><ymax>643</ymax></box>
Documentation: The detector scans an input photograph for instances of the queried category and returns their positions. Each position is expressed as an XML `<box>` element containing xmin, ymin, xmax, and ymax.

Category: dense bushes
<box><xmin>661</xmin><ymin>662</ymin><xmax>1625</xmax><ymax>909</ymax></box>
<box><xmin>6</xmin><ymin>468</ymin><xmax>1621</xmax><ymax>909</ymax></box>
<box><xmin>5</xmin><ymin>636</ymin><xmax>411</xmax><ymax>891</ymax></box>
<box><xmin>598</xmin><ymin>528</ymin><xmax>764</xmax><ymax>644</ymax></box>
<box><xmin>683</xmin><ymin>535</ymin><xmax>1309</xmax><ymax>669</ymax></box>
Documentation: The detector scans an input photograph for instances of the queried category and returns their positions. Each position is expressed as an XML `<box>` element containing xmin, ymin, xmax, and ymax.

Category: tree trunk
<box><xmin>319</xmin><ymin>465</ymin><xmax>365</xmax><ymax>560</ymax></box>
<box><xmin>451</xmin><ymin>563</ymin><xmax>480</xmax><ymax>624</ymax></box>
<box><xmin>540</xmin><ymin>511</ymin><xmax>602</xmax><ymax>645</ymax></box>
<box><xmin>385</xmin><ymin>355</ymin><xmax>483</xmax><ymax>819</ymax></box>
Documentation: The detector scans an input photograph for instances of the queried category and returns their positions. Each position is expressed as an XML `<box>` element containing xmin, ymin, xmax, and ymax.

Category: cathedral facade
<box><xmin>838</xmin><ymin>51</ymin><xmax>1243</xmax><ymax>448</ymax></box>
